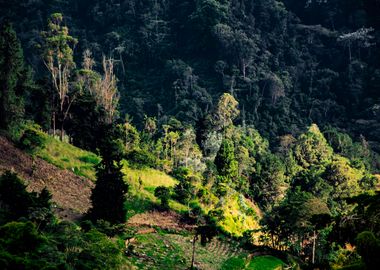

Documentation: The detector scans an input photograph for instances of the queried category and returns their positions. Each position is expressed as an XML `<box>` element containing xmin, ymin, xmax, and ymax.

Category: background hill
<box><xmin>1</xmin><ymin>0</ymin><xmax>380</xmax><ymax>154</ymax></box>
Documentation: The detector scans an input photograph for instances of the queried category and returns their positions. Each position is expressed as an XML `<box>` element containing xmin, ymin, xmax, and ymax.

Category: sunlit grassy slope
<box><xmin>35</xmin><ymin>132</ymin><xmax>259</xmax><ymax>236</ymax></box>
<box><xmin>35</xmin><ymin>134</ymin><xmax>100</xmax><ymax>180</ymax></box>
<box><xmin>32</xmin><ymin>131</ymin><xmax>187</xmax><ymax>217</ymax></box>
<box><xmin>122</xmin><ymin>164</ymin><xmax>188</xmax><ymax>219</ymax></box>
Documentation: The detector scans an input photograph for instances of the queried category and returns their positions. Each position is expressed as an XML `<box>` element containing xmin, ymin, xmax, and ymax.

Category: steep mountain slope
<box><xmin>0</xmin><ymin>136</ymin><xmax>94</xmax><ymax>219</ymax></box>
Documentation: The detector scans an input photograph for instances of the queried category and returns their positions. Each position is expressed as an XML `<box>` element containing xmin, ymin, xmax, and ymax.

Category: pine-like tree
<box><xmin>88</xmin><ymin>124</ymin><xmax>128</xmax><ymax>224</ymax></box>
<box><xmin>0</xmin><ymin>22</ymin><xmax>25</xmax><ymax>130</ymax></box>
<box><xmin>214</xmin><ymin>138</ymin><xmax>238</xmax><ymax>185</ymax></box>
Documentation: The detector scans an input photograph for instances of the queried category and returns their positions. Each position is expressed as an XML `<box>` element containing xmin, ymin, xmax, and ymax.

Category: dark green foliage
<box><xmin>18</xmin><ymin>125</ymin><xmax>46</xmax><ymax>154</ymax></box>
<box><xmin>0</xmin><ymin>221</ymin><xmax>44</xmax><ymax>254</ymax></box>
<box><xmin>323</xmin><ymin>127</ymin><xmax>374</xmax><ymax>170</ymax></box>
<box><xmin>154</xmin><ymin>186</ymin><xmax>171</xmax><ymax>209</ymax></box>
<box><xmin>214</xmin><ymin>139</ymin><xmax>238</xmax><ymax>185</ymax></box>
<box><xmin>355</xmin><ymin>231</ymin><xmax>380</xmax><ymax>269</ymax></box>
<box><xmin>334</xmin><ymin>192</ymin><xmax>380</xmax><ymax>245</ymax></box>
<box><xmin>89</xmin><ymin>161</ymin><xmax>127</xmax><ymax>224</ymax></box>
<box><xmin>0</xmin><ymin>220</ymin><xmax>126</xmax><ymax>270</ymax></box>
<box><xmin>89</xmin><ymin>124</ymin><xmax>129</xmax><ymax>224</ymax></box>
<box><xmin>0</xmin><ymin>171</ymin><xmax>126</xmax><ymax>269</ymax></box>
<box><xmin>261</xmin><ymin>190</ymin><xmax>331</xmax><ymax>262</ymax></box>
<box><xmin>125</xmin><ymin>148</ymin><xmax>157</xmax><ymax>169</ymax></box>
<box><xmin>24</xmin><ymin>79</ymin><xmax>51</xmax><ymax>131</ymax></box>
<box><xmin>65</xmin><ymin>92</ymin><xmax>106</xmax><ymax>152</ymax></box>
<box><xmin>0</xmin><ymin>171</ymin><xmax>31</xmax><ymax>222</ymax></box>
<box><xmin>0</xmin><ymin>171</ymin><xmax>52</xmax><ymax>226</ymax></box>
<box><xmin>0</xmin><ymin>22</ymin><xmax>26</xmax><ymax>131</ymax></box>
<box><xmin>173</xmin><ymin>167</ymin><xmax>194</xmax><ymax>203</ymax></box>
<box><xmin>1</xmin><ymin>0</ymin><xmax>380</xmax><ymax>157</ymax></box>
<box><xmin>251</xmin><ymin>153</ymin><xmax>288</xmax><ymax>209</ymax></box>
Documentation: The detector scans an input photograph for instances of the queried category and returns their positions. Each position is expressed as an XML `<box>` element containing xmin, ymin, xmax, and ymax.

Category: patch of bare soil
<box><xmin>127</xmin><ymin>210</ymin><xmax>195</xmax><ymax>232</ymax></box>
<box><xmin>0</xmin><ymin>136</ymin><xmax>94</xmax><ymax>220</ymax></box>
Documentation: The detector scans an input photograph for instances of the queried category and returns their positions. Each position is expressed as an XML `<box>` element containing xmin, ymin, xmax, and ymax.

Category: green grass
<box><xmin>122</xmin><ymin>163</ymin><xmax>189</xmax><ymax>219</ymax></box>
<box><xmin>127</xmin><ymin>232</ymin><xmax>287</xmax><ymax>270</ymax></box>
<box><xmin>123</xmin><ymin>165</ymin><xmax>177</xmax><ymax>188</ymax></box>
<box><xmin>31</xmin><ymin>134</ymin><xmax>187</xmax><ymax>217</ymax></box>
<box><xmin>221</xmin><ymin>256</ymin><xmax>247</xmax><ymax>269</ymax></box>
<box><xmin>31</xmin><ymin>130</ymin><xmax>257</xmax><ymax>239</ymax></box>
<box><xmin>36</xmin><ymin>135</ymin><xmax>100</xmax><ymax>180</ymax></box>
<box><xmin>128</xmin><ymin>232</ymin><xmax>248</xmax><ymax>270</ymax></box>
<box><xmin>247</xmin><ymin>255</ymin><xmax>284</xmax><ymax>270</ymax></box>
<box><xmin>129</xmin><ymin>233</ymin><xmax>187</xmax><ymax>269</ymax></box>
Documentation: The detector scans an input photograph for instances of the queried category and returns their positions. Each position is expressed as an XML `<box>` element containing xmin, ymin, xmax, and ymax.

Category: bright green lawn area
<box><xmin>247</xmin><ymin>255</ymin><xmax>284</xmax><ymax>270</ymax></box>
<box><xmin>36</xmin><ymin>134</ymin><xmax>100</xmax><ymax>180</ymax></box>
<box><xmin>122</xmin><ymin>163</ymin><xmax>188</xmax><ymax>219</ymax></box>
<box><xmin>123</xmin><ymin>165</ymin><xmax>177</xmax><ymax>188</ymax></box>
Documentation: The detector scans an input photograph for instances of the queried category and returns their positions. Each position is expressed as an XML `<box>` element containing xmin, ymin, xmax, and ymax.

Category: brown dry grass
<box><xmin>0</xmin><ymin>136</ymin><xmax>93</xmax><ymax>220</ymax></box>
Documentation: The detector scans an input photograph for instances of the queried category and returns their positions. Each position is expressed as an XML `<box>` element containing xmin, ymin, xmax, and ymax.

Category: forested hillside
<box><xmin>1</xmin><ymin>0</ymin><xmax>380</xmax><ymax>150</ymax></box>
<box><xmin>0</xmin><ymin>0</ymin><xmax>380</xmax><ymax>269</ymax></box>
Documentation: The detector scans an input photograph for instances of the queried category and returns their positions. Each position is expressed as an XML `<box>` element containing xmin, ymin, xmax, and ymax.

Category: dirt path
<box><xmin>0</xmin><ymin>136</ymin><xmax>94</xmax><ymax>220</ymax></box>
<box><xmin>127</xmin><ymin>210</ymin><xmax>195</xmax><ymax>231</ymax></box>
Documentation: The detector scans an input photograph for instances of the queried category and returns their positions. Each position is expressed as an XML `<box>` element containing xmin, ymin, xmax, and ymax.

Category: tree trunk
<box><xmin>60</xmin><ymin>123</ymin><xmax>64</xmax><ymax>141</ymax></box>
<box><xmin>312</xmin><ymin>230</ymin><xmax>317</xmax><ymax>265</ymax></box>
<box><xmin>190</xmin><ymin>234</ymin><xmax>197</xmax><ymax>269</ymax></box>
<box><xmin>53</xmin><ymin>111</ymin><xmax>56</xmax><ymax>137</ymax></box>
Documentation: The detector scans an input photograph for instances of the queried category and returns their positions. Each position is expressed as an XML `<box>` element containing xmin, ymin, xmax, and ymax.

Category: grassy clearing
<box><xmin>122</xmin><ymin>164</ymin><xmax>188</xmax><ymax>219</ymax></box>
<box><xmin>36</xmin><ymin>135</ymin><xmax>100</xmax><ymax>180</ymax></box>
<box><xmin>123</xmin><ymin>166</ymin><xmax>177</xmax><ymax>188</ymax></box>
<box><xmin>247</xmin><ymin>255</ymin><xmax>284</xmax><ymax>270</ymax></box>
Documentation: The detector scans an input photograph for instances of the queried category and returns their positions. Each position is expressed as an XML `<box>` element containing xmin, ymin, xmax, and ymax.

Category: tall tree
<box><xmin>214</xmin><ymin>138</ymin><xmax>238</xmax><ymax>186</ymax></box>
<box><xmin>0</xmin><ymin>22</ymin><xmax>25</xmax><ymax>131</ymax></box>
<box><xmin>41</xmin><ymin>13</ymin><xmax>77</xmax><ymax>140</ymax></box>
<box><xmin>211</xmin><ymin>93</ymin><xmax>240</xmax><ymax>133</ymax></box>
<box><xmin>76</xmin><ymin>51</ymin><xmax>119</xmax><ymax>124</ymax></box>
<box><xmin>88</xmin><ymin>124</ymin><xmax>128</xmax><ymax>224</ymax></box>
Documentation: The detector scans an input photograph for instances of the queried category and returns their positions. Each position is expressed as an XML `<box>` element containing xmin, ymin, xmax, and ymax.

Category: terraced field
<box><xmin>127</xmin><ymin>232</ymin><xmax>249</xmax><ymax>270</ymax></box>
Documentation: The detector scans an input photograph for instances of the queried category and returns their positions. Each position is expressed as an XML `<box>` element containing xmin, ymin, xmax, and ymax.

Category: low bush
<box><xmin>18</xmin><ymin>124</ymin><xmax>46</xmax><ymax>154</ymax></box>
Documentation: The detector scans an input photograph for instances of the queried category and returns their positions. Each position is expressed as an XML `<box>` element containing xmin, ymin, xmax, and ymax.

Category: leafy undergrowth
<box><xmin>214</xmin><ymin>191</ymin><xmax>260</xmax><ymax>237</ymax></box>
<box><xmin>197</xmin><ymin>185</ymin><xmax>260</xmax><ymax>237</ymax></box>
<box><xmin>36</xmin><ymin>133</ymin><xmax>100</xmax><ymax>180</ymax></box>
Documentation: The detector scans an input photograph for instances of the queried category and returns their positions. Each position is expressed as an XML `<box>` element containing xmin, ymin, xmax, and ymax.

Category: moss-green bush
<box><xmin>18</xmin><ymin>124</ymin><xmax>46</xmax><ymax>154</ymax></box>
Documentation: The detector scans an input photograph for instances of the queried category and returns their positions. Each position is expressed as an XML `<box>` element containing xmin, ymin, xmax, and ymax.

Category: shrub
<box><xmin>79</xmin><ymin>154</ymin><xmax>101</xmax><ymax>165</ymax></box>
<box><xmin>154</xmin><ymin>186</ymin><xmax>171</xmax><ymax>209</ymax></box>
<box><xmin>18</xmin><ymin>125</ymin><xmax>46</xmax><ymax>154</ymax></box>
<box><xmin>126</xmin><ymin>148</ymin><xmax>156</xmax><ymax>169</ymax></box>
<box><xmin>355</xmin><ymin>231</ymin><xmax>380</xmax><ymax>269</ymax></box>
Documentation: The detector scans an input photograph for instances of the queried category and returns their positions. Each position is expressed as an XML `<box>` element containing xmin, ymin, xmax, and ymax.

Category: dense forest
<box><xmin>0</xmin><ymin>0</ymin><xmax>380</xmax><ymax>269</ymax></box>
